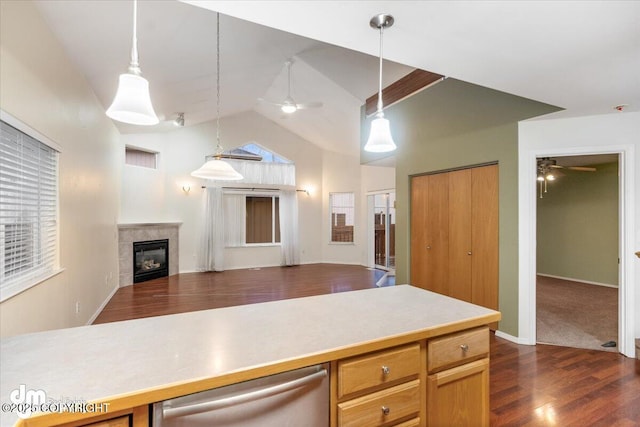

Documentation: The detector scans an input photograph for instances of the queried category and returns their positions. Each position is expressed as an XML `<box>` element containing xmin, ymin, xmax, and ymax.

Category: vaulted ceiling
<box><xmin>35</xmin><ymin>1</ymin><xmax>640</xmax><ymax>157</ymax></box>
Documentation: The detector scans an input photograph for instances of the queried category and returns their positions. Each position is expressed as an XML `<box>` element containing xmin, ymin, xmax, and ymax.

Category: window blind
<box><xmin>0</xmin><ymin>120</ymin><xmax>59</xmax><ymax>299</ymax></box>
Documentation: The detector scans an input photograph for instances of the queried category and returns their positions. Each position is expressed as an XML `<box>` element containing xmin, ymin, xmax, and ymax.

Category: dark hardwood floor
<box><xmin>94</xmin><ymin>264</ymin><xmax>386</xmax><ymax>324</ymax></box>
<box><xmin>490</xmin><ymin>334</ymin><xmax>639</xmax><ymax>426</ymax></box>
<box><xmin>94</xmin><ymin>264</ymin><xmax>640</xmax><ymax>425</ymax></box>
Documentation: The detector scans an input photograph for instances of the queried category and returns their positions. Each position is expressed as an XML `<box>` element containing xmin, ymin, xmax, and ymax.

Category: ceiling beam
<box><xmin>365</xmin><ymin>69</ymin><xmax>444</xmax><ymax>116</ymax></box>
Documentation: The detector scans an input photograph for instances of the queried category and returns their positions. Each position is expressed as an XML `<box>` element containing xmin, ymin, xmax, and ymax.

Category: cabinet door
<box><xmin>471</xmin><ymin>165</ymin><xmax>499</xmax><ymax>314</ymax></box>
<box><xmin>426</xmin><ymin>358</ymin><xmax>489</xmax><ymax>427</ymax></box>
<box><xmin>410</xmin><ymin>175</ymin><xmax>429</xmax><ymax>289</ymax></box>
<box><xmin>448</xmin><ymin>169</ymin><xmax>472</xmax><ymax>301</ymax></box>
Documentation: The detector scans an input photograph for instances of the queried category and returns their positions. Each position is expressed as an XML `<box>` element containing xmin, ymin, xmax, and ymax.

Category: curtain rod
<box><xmin>200</xmin><ymin>186</ymin><xmax>307</xmax><ymax>194</ymax></box>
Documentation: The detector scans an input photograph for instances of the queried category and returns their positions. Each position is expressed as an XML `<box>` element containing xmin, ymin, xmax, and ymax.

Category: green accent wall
<box><xmin>362</xmin><ymin>78</ymin><xmax>560</xmax><ymax>336</ymax></box>
<box><xmin>537</xmin><ymin>161</ymin><xmax>619</xmax><ymax>286</ymax></box>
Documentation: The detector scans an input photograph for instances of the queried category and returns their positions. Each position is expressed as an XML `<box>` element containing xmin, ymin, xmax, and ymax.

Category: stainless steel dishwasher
<box><xmin>152</xmin><ymin>363</ymin><xmax>329</xmax><ymax>426</ymax></box>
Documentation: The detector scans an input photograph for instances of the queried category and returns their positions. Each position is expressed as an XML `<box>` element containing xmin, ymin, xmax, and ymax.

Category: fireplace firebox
<box><xmin>133</xmin><ymin>239</ymin><xmax>169</xmax><ymax>283</ymax></box>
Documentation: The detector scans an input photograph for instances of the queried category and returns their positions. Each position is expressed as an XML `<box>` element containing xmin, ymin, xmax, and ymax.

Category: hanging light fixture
<box><xmin>537</xmin><ymin>164</ymin><xmax>556</xmax><ymax>198</ymax></box>
<box><xmin>364</xmin><ymin>14</ymin><xmax>397</xmax><ymax>153</ymax></box>
<box><xmin>191</xmin><ymin>13</ymin><xmax>243</xmax><ymax>181</ymax></box>
<box><xmin>106</xmin><ymin>0</ymin><xmax>159</xmax><ymax>126</ymax></box>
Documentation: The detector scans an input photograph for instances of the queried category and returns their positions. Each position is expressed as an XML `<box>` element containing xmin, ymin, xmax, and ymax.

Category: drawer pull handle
<box><xmin>460</xmin><ymin>344</ymin><xmax>469</xmax><ymax>352</ymax></box>
<box><xmin>381</xmin><ymin>406</ymin><xmax>391</xmax><ymax>416</ymax></box>
<box><xmin>381</xmin><ymin>365</ymin><xmax>390</xmax><ymax>375</ymax></box>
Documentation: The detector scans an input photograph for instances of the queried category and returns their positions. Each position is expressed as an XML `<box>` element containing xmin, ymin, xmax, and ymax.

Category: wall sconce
<box><xmin>182</xmin><ymin>184</ymin><xmax>191</xmax><ymax>194</ymax></box>
<box><xmin>296</xmin><ymin>185</ymin><xmax>314</xmax><ymax>197</ymax></box>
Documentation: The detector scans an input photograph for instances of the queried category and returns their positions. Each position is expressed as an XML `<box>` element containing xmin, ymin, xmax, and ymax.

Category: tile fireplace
<box><xmin>117</xmin><ymin>222</ymin><xmax>180</xmax><ymax>286</ymax></box>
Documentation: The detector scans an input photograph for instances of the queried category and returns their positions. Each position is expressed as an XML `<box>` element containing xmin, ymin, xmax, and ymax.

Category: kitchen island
<box><xmin>0</xmin><ymin>285</ymin><xmax>500</xmax><ymax>426</ymax></box>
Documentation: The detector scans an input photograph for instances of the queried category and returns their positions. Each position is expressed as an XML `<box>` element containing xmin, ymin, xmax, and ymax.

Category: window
<box><xmin>223</xmin><ymin>193</ymin><xmax>281</xmax><ymax>246</ymax></box>
<box><xmin>125</xmin><ymin>146</ymin><xmax>157</xmax><ymax>169</ymax></box>
<box><xmin>330</xmin><ymin>192</ymin><xmax>355</xmax><ymax>243</ymax></box>
<box><xmin>225</xmin><ymin>143</ymin><xmax>292</xmax><ymax>164</ymax></box>
<box><xmin>246</xmin><ymin>196</ymin><xmax>280</xmax><ymax>244</ymax></box>
<box><xmin>1</xmin><ymin>118</ymin><xmax>59</xmax><ymax>300</ymax></box>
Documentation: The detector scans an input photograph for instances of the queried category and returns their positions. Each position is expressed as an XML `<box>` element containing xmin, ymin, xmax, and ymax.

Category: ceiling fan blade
<box><xmin>567</xmin><ymin>166</ymin><xmax>597</xmax><ymax>172</ymax></box>
<box><xmin>549</xmin><ymin>164</ymin><xmax>564</xmax><ymax>169</ymax></box>
<box><xmin>296</xmin><ymin>101</ymin><xmax>323</xmax><ymax>110</ymax></box>
<box><xmin>257</xmin><ymin>98</ymin><xmax>284</xmax><ymax>108</ymax></box>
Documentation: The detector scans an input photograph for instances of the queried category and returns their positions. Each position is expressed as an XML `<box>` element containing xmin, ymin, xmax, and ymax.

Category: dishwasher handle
<box><xmin>162</xmin><ymin>368</ymin><xmax>328</xmax><ymax>419</ymax></box>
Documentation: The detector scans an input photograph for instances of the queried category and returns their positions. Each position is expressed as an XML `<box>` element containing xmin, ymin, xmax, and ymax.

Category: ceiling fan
<box><xmin>537</xmin><ymin>157</ymin><xmax>596</xmax><ymax>198</ymax></box>
<box><xmin>258</xmin><ymin>60</ymin><xmax>323</xmax><ymax>114</ymax></box>
<box><xmin>538</xmin><ymin>157</ymin><xmax>597</xmax><ymax>173</ymax></box>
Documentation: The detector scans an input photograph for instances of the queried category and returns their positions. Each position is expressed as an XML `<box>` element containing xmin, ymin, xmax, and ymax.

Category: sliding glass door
<box><xmin>370</xmin><ymin>192</ymin><xmax>396</xmax><ymax>270</ymax></box>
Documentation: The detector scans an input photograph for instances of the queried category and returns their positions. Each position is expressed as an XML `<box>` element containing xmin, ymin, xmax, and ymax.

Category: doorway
<box><xmin>368</xmin><ymin>192</ymin><xmax>396</xmax><ymax>271</ymax></box>
<box><xmin>535</xmin><ymin>154</ymin><xmax>619</xmax><ymax>352</ymax></box>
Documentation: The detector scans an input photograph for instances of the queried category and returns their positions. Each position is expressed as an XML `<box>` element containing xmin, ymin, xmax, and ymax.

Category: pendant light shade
<box><xmin>106</xmin><ymin>73</ymin><xmax>158</xmax><ymax>125</ymax></box>
<box><xmin>191</xmin><ymin>158</ymin><xmax>243</xmax><ymax>180</ymax></box>
<box><xmin>365</xmin><ymin>114</ymin><xmax>397</xmax><ymax>152</ymax></box>
<box><xmin>191</xmin><ymin>12</ymin><xmax>243</xmax><ymax>181</ymax></box>
<box><xmin>364</xmin><ymin>14</ymin><xmax>396</xmax><ymax>153</ymax></box>
<box><xmin>106</xmin><ymin>0</ymin><xmax>159</xmax><ymax>126</ymax></box>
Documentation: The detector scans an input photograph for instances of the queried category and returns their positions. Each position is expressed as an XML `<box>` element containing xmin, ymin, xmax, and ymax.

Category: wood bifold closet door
<box><xmin>410</xmin><ymin>164</ymin><xmax>498</xmax><ymax>316</ymax></box>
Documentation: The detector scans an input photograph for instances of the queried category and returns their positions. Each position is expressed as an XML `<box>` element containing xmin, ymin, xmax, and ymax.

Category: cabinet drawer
<box><xmin>338</xmin><ymin>380</ymin><xmax>420</xmax><ymax>427</ymax></box>
<box><xmin>338</xmin><ymin>343</ymin><xmax>420</xmax><ymax>397</ymax></box>
<box><xmin>428</xmin><ymin>327</ymin><xmax>488</xmax><ymax>373</ymax></box>
<box><xmin>393</xmin><ymin>418</ymin><xmax>420</xmax><ymax>427</ymax></box>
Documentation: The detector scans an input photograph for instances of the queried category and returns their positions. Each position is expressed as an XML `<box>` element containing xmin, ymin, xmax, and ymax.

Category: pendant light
<box><xmin>364</xmin><ymin>14</ymin><xmax>397</xmax><ymax>153</ymax></box>
<box><xmin>106</xmin><ymin>0</ymin><xmax>158</xmax><ymax>126</ymax></box>
<box><xmin>191</xmin><ymin>13</ymin><xmax>243</xmax><ymax>181</ymax></box>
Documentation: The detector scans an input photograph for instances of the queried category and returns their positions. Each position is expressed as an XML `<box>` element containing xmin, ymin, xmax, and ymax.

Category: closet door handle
<box><xmin>427</xmin><ymin>245</ymin><xmax>432</xmax><ymax>250</ymax></box>
<box><xmin>467</xmin><ymin>251</ymin><xmax>472</xmax><ymax>255</ymax></box>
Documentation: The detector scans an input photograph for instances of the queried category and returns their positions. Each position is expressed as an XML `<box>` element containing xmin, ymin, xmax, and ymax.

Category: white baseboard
<box><xmin>495</xmin><ymin>330</ymin><xmax>533</xmax><ymax>345</ymax></box>
<box><xmin>537</xmin><ymin>273</ymin><xmax>618</xmax><ymax>288</ymax></box>
<box><xmin>86</xmin><ymin>285</ymin><xmax>119</xmax><ymax>325</ymax></box>
<box><xmin>181</xmin><ymin>261</ymin><xmax>366</xmax><ymax>273</ymax></box>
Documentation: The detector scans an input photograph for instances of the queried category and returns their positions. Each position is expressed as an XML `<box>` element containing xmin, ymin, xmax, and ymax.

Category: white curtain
<box><xmin>198</xmin><ymin>187</ymin><xmax>225</xmax><ymax>272</ymax></box>
<box><xmin>279</xmin><ymin>189</ymin><xmax>300</xmax><ymax>266</ymax></box>
<box><xmin>224</xmin><ymin>194</ymin><xmax>245</xmax><ymax>247</ymax></box>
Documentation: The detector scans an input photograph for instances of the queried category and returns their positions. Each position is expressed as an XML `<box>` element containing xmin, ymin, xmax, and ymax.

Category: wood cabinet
<box><xmin>83</xmin><ymin>416</ymin><xmax>130</xmax><ymax>427</ymax></box>
<box><xmin>335</xmin><ymin>343</ymin><xmax>422</xmax><ymax>426</ymax></box>
<box><xmin>426</xmin><ymin>327</ymin><xmax>490</xmax><ymax>427</ymax></box>
<box><xmin>410</xmin><ymin>165</ymin><xmax>499</xmax><ymax>320</ymax></box>
<box><xmin>56</xmin><ymin>406</ymin><xmax>148</xmax><ymax>427</ymax></box>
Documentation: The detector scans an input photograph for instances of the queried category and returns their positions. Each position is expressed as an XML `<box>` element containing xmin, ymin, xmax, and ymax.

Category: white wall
<box><xmin>120</xmin><ymin>111</ymin><xmax>326</xmax><ymax>271</ymax></box>
<box><xmin>518</xmin><ymin>112</ymin><xmax>639</xmax><ymax>355</ymax></box>
<box><xmin>121</xmin><ymin>111</ymin><xmax>397</xmax><ymax>272</ymax></box>
<box><xmin>0</xmin><ymin>1</ymin><xmax>121</xmax><ymax>337</ymax></box>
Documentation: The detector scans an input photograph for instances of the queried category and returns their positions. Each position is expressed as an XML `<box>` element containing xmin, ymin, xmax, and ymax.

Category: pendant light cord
<box><xmin>215</xmin><ymin>12</ymin><xmax>222</xmax><ymax>157</ymax></box>
<box><xmin>376</xmin><ymin>25</ymin><xmax>384</xmax><ymax>116</ymax></box>
<box><xmin>287</xmin><ymin>61</ymin><xmax>292</xmax><ymax>97</ymax></box>
<box><xmin>129</xmin><ymin>0</ymin><xmax>140</xmax><ymax>74</ymax></box>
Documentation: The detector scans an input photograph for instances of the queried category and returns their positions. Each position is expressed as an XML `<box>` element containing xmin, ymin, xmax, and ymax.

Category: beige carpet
<box><xmin>536</xmin><ymin>275</ymin><xmax>618</xmax><ymax>352</ymax></box>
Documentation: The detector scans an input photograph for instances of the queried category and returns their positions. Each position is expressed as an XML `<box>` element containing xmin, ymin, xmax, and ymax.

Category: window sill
<box><xmin>329</xmin><ymin>242</ymin><xmax>355</xmax><ymax>246</ymax></box>
<box><xmin>0</xmin><ymin>268</ymin><xmax>65</xmax><ymax>303</ymax></box>
<box><xmin>227</xmin><ymin>244</ymin><xmax>281</xmax><ymax>248</ymax></box>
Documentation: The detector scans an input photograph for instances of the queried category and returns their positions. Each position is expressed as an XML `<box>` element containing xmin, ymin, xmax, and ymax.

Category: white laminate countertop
<box><xmin>0</xmin><ymin>285</ymin><xmax>500</xmax><ymax>426</ymax></box>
